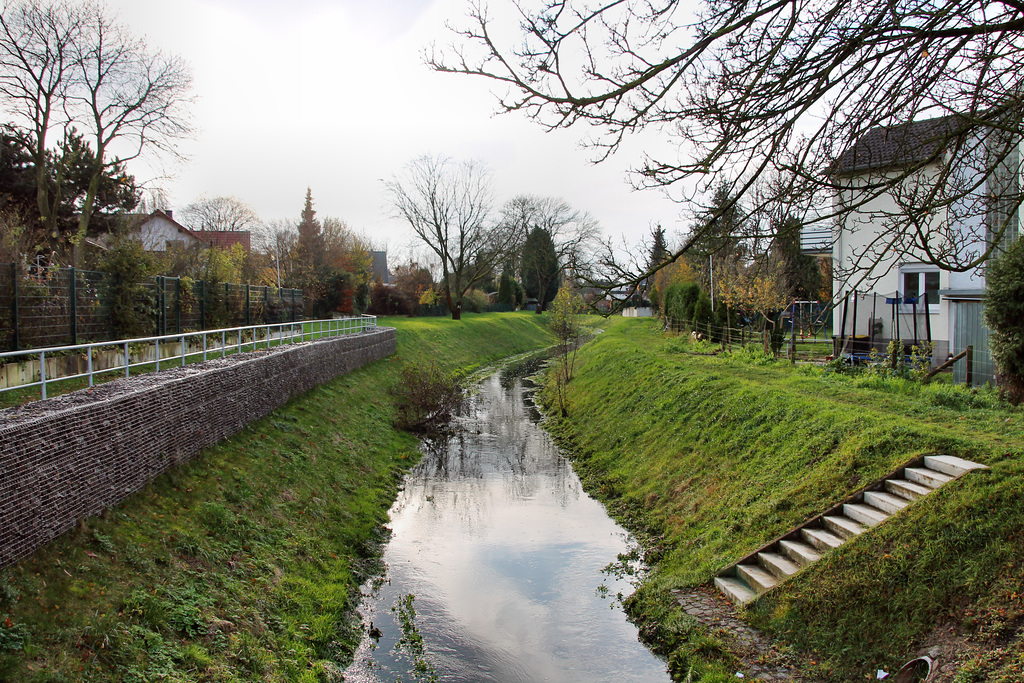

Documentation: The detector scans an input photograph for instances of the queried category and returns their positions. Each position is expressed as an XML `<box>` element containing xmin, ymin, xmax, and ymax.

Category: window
<box><xmin>900</xmin><ymin>266</ymin><xmax>940</xmax><ymax>309</ymax></box>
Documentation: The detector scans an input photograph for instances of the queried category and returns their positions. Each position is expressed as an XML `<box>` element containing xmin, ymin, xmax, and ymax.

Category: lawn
<box><xmin>539</xmin><ymin>316</ymin><xmax>1023</xmax><ymax>682</ymax></box>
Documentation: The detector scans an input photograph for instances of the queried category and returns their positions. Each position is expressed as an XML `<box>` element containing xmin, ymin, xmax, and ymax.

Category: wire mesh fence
<box><xmin>0</xmin><ymin>263</ymin><xmax>304</xmax><ymax>351</ymax></box>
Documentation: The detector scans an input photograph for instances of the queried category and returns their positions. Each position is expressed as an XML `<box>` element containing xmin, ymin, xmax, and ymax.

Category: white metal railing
<box><xmin>0</xmin><ymin>315</ymin><xmax>378</xmax><ymax>400</ymax></box>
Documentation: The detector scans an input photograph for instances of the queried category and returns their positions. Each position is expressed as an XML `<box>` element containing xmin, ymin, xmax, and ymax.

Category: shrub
<box><xmin>984</xmin><ymin>238</ymin><xmax>1024</xmax><ymax>403</ymax></box>
<box><xmin>389</xmin><ymin>364</ymin><xmax>465</xmax><ymax>433</ymax></box>
<box><xmin>462</xmin><ymin>288</ymin><xmax>490</xmax><ymax>313</ymax></box>
<box><xmin>99</xmin><ymin>234</ymin><xmax>158</xmax><ymax>338</ymax></box>
<box><xmin>691</xmin><ymin>291</ymin><xmax>713</xmax><ymax>333</ymax></box>
<box><xmin>663</xmin><ymin>282</ymin><xmax>702</xmax><ymax>327</ymax></box>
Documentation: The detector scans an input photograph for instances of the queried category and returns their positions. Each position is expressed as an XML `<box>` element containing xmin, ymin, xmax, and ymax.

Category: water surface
<box><xmin>344</xmin><ymin>360</ymin><xmax>668</xmax><ymax>682</ymax></box>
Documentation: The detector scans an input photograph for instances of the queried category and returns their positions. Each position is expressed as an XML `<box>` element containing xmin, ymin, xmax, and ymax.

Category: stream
<box><xmin>343</xmin><ymin>357</ymin><xmax>669</xmax><ymax>682</ymax></box>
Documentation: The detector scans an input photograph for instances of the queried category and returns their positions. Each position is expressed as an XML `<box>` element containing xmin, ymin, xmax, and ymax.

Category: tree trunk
<box><xmin>72</xmin><ymin>167</ymin><xmax>103</xmax><ymax>268</ymax></box>
<box><xmin>443</xmin><ymin>284</ymin><xmax>461</xmax><ymax>320</ymax></box>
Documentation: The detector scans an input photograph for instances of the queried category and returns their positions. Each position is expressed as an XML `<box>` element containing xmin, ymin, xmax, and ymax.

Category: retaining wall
<box><xmin>0</xmin><ymin>326</ymin><xmax>396</xmax><ymax>568</ymax></box>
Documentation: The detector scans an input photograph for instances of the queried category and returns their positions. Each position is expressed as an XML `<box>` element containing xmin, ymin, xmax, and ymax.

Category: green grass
<box><xmin>539</xmin><ymin>317</ymin><xmax>1024</xmax><ymax>682</ymax></box>
<box><xmin>0</xmin><ymin>311</ymin><xmax>553</xmax><ymax>682</ymax></box>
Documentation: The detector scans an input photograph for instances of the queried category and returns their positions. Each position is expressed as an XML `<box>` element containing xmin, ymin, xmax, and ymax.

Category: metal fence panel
<box><xmin>0</xmin><ymin>263</ymin><xmax>305</xmax><ymax>351</ymax></box>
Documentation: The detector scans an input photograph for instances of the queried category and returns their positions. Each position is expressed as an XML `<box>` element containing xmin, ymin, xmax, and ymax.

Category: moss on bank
<box><xmin>540</xmin><ymin>316</ymin><xmax>1024</xmax><ymax>682</ymax></box>
<box><xmin>0</xmin><ymin>312</ymin><xmax>553</xmax><ymax>682</ymax></box>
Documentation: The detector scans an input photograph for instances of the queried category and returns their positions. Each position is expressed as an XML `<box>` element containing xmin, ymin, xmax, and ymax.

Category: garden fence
<box><xmin>0</xmin><ymin>263</ymin><xmax>304</xmax><ymax>351</ymax></box>
<box><xmin>662</xmin><ymin>313</ymin><xmax>995</xmax><ymax>387</ymax></box>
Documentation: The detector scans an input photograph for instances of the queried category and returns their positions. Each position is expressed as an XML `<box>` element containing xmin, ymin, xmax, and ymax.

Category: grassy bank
<box><xmin>0</xmin><ymin>312</ymin><xmax>553</xmax><ymax>683</ymax></box>
<box><xmin>540</xmin><ymin>317</ymin><xmax>1024</xmax><ymax>682</ymax></box>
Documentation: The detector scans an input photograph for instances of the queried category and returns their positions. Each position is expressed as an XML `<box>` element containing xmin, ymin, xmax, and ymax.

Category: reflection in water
<box><xmin>344</xmin><ymin>362</ymin><xmax>668</xmax><ymax>682</ymax></box>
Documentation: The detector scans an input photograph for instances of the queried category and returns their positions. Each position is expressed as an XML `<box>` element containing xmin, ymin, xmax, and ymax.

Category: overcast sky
<box><xmin>104</xmin><ymin>0</ymin><xmax>688</xmax><ymax>258</ymax></box>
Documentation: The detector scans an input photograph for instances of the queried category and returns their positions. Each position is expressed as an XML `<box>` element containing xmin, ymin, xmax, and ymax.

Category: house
<box><xmin>137</xmin><ymin>210</ymin><xmax>251</xmax><ymax>253</ymax></box>
<box><xmin>831</xmin><ymin>114</ymin><xmax>1021</xmax><ymax>384</ymax></box>
<box><xmin>137</xmin><ymin>210</ymin><xmax>204</xmax><ymax>251</ymax></box>
<box><xmin>195</xmin><ymin>230</ymin><xmax>251</xmax><ymax>252</ymax></box>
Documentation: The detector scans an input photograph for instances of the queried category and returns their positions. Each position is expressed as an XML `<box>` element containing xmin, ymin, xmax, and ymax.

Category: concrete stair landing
<box><xmin>714</xmin><ymin>455</ymin><xmax>987</xmax><ymax>606</ymax></box>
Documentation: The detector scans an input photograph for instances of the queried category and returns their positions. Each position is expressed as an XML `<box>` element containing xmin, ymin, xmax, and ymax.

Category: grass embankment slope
<box><xmin>542</xmin><ymin>316</ymin><xmax>1024</xmax><ymax>682</ymax></box>
<box><xmin>0</xmin><ymin>312</ymin><xmax>553</xmax><ymax>683</ymax></box>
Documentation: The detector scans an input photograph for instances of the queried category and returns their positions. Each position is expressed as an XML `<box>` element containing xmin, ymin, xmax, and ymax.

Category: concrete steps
<box><xmin>714</xmin><ymin>455</ymin><xmax>987</xmax><ymax>606</ymax></box>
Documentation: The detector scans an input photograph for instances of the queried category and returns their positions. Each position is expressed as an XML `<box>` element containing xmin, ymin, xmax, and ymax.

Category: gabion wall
<box><xmin>0</xmin><ymin>327</ymin><xmax>396</xmax><ymax>568</ymax></box>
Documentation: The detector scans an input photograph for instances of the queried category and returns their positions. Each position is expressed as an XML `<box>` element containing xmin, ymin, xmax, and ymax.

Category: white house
<box><xmin>832</xmin><ymin>115</ymin><xmax>1021</xmax><ymax>384</ymax></box>
<box><xmin>137</xmin><ymin>210</ymin><xmax>204</xmax><ymax>251</ymax></box>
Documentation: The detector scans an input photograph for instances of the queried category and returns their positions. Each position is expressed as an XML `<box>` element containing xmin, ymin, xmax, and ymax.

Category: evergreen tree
<box><xmin>769</xmin><ymin>215</ymin><xmax>821</xmax><ymax>301</ymax></box>
<box><xmin>497</xmin><ymin>261</ymin><xmax>516</xmax><ymax>307</ymax></box>
<box><xmin>984</xmin><ymin>238</ymin><xmax>1024</xmax><ymax>404</ymax></box>
<box><xmin>291</xmin><ymin>188</ymin><xmax>328</xmax><ymax>311</ymax></box>
<box><xmin>648</xmin><ymin>225</ymin><xmax>669</xmax><ymax>271</ymax></box>
<box><xmin>647</xmin><ymin>224</ymin><xmax>670</xmax><ymax>309</ymax></box>
<box><xmin>521</xmin><ymin>226</ymin><xmax>560</xmax><ymax>312</ymax></box>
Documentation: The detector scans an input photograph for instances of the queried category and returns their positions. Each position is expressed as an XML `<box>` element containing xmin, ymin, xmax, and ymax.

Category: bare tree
<box><xmin>433</xmin><ymin>0</ymin><xmax>1024</xmax><ymax>290</ymax></box>
<box><xmin>180</xmin><ymin>194</ymin><xmax>261</xmax><ymax>232</ymax></box>
<box><xmin>68</xmin><ymin>6</ymin><xmax>193</xmax><ymax>262</ymax></box>
<box><xmin>0</xmin><ymin>0</ymin><xmax>86</xmax><ymax>236</ymax></box>
<box><xmin>500</xmin><ymin>195</ymin><xmax>600</xmax><ymax>273</ymax></box>
<box><xmin>387</xmin><ymin>154</ymin><xmax>515</xmax><ymax>319</ymax></box>
<box><xmin>256</xmin><ymin>218</ymin><xmax>298</xmax><ymax>288</ymax></box>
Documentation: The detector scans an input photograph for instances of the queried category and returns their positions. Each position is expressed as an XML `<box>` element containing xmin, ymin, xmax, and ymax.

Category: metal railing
<box><xmin>0</xmin><ymin>315</ymin><xmax>377</xmax><ymax>400</ymax></box>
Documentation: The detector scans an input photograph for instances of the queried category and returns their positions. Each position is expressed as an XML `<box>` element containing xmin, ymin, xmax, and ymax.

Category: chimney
<box><xmin>165</xmin><ymin>209</ymin><xmax>173</xmax><ymax>218</ymax></box>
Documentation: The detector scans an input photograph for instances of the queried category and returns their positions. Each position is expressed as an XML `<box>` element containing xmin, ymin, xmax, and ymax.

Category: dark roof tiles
<box><xmin>835</xmin><ymin>115</ymin><xmax>968</xmax><ymax>175</ymax></box>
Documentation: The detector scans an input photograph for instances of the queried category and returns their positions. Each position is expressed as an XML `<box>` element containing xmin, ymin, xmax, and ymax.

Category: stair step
<box><xmin>714</xmin><ymin>576</ymin><xmax>758</xmax><ymax>606</ymax></box>
<box><xmin>823</xmin><ymin>514</ymin><xmax>866</xmax><ymax>539</ymax></box>
<box><xmin>713</xmin><ymin>456</ymin><xmax>992</xmax><ymax>606</ymax></box>
<box><xmin>779</xmin><ymin>539</ymin><xmax>822</xmax><ymax>565</ymax></box>
<box><xmin>758</xmin><ymin>551</ymin><xmax>801</xmax><ymax>579</ymax></box>
<box><xmin>864</xmin><ymin>490</ymin><xmax>910</xmax><ymax>514</ymax></box>
<box><xmin>924</xmin><ymin>455</ymin><xmax>989</xmax><ymax>478</ymax></box>
<box><xmin>736</xmin><ymin>563</ymin><xmax>779</xmax><ymax>593</ymax></box>
<box><xmin>843</xmin><ymin>503</ymin><xmax>889</xmax><ymax>527</ymax></box>
<box><xmin>885</xmin><ymin>478</ymin><xmax>934</xmax><ymax>500</ymax></box>
<box><xmin>801</xmin><ymin>527</ymin><xmax>845</xmax><ymax>551</ymax></box>
<box><xmin>905</xmin><ymin>466</ymin><xmax>953</xmax><ymax>489</ymax></box>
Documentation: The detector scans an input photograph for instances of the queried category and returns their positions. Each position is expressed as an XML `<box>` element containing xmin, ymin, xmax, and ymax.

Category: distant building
<box><xmin>136</xmin><ymin>210</ymin><xmax>251</xmax><ymax>253</ymax></box>
<box><xmin>137</xmin><ymin>210</ymin><xmax>203</xmax><ymax>251</ymax></box>
<box><xmin>370</xmin><ymin>250</ymin><xmax>391</xmax><ymax>283</ymax></box>
<box><xmin>195</xmin><ymin>230</ymin><xmax>251</xmax><ymax>252</ymax></box>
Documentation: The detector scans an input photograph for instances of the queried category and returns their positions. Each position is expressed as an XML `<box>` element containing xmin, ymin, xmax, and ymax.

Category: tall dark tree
<box><xmin>522</xmin><ymin>226</ymin><xmax>560</xmax><ymax>313</ymax></box>
<box><xmin>648</xmin><ymin>225</ymin><xmax>669</xmax><ymax>272</ymax></box>
<box><xmin>0</xmin><ymin>125</ymin><xmax>37</xmax><ymax>216</ymax></box>
<box><xmin>47</xmin><ymin>127</ymin><xmax>138</xmax><ymax>239</ymax></box>
<box><xmin>769</xmin><ymin>215</ymin><xmax>822</xmax><ymax>301</ymax></box>
<box><xmin>291</xmin><ymin>188</ymin><xmax>328</xmax><ymax>307</ymax></box>
<box><xmin>496</xmin><ymin>261</ymin><xmax>517</xmax><ymax>307</ymax></box>
<box><xmin>0</xmin><ymin>123</ymin><xmax>137</xmax><ymax>251</ymax></box>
